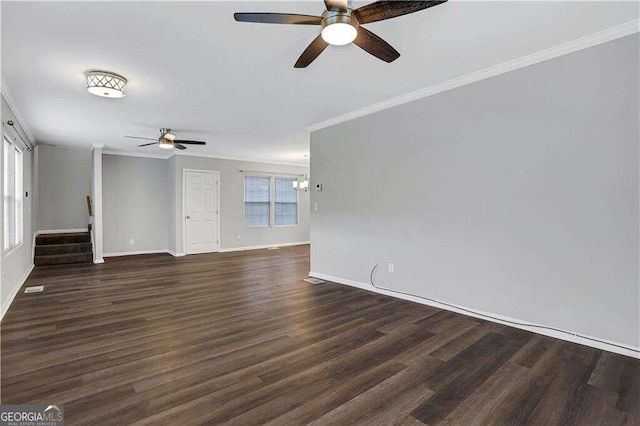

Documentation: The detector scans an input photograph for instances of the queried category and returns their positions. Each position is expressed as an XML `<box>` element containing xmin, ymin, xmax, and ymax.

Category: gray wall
<box><xmin>102</xmin><ymin>155</ymin><xmax>170</xmax><ymax>254</ymax></box>
<box><xmin>173</xmin><ymin>155</ymin><xmax>310</xmax><ymax>253</ymax></box>
<box><xmin>310</xmin><ymin>35</ymin><xmax>639</xmax><ymax>349</ymax></box>
<box><xmin>37</xmin><ymin>145</ymin><xmax>91</xmax><ymax>231</ymax></box>
<box><xmin>1</xmin><ymin>95</ymin><xmax>35</xmax><ymax>313</ymax></box>
<box><xmin>101</xmin><ymin>153</ymin><xmax>309</xmax><ymax>255</ymax></box>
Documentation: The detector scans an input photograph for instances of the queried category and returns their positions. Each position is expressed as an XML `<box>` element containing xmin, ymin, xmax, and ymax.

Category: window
<box><xmin>244</xmin><ymin>175</ymin><xmax>299</xmax><ymax>228</ymax></box>
<box><xmin>244</xmin><ymin>176</ymin><xmax>270</xmax><ymax>228</ymax></box>
<box><xmin>3</xmin><ymin>137</ymin><xmax>23</xmax><ymax>251</ymax></box>
<box><xmin>274</xmin><ymin>177</ymin><xmax>298</xmax><ymax>225</ymax></box>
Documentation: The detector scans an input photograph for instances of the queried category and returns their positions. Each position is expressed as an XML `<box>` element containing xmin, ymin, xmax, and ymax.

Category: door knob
<box><xmin>186</xmin><ymin>215</ymin><xmax>191</xmax><ymax>219</ymax></box>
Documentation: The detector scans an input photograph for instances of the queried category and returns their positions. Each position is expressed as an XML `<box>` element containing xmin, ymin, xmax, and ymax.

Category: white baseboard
<box><xmin>219</xmin><ymin>241</ymin><xmax>310</xmax><ymax>253</ymax></box>
<box><xmin>93</xmin><ymin>258</ymin><xmax>105</xmax><ymax>264</ymax></box>
<box><xmin>103</xmin><ymin>249</ymin><xmax>172</xmax><ymax>258</ymax></box>
<box><xmin>0</xmin><ymin>264</ymin><xmax>34</xmax><ymax>322</ymax></box>
<box><xmin>35</xmin><ymin>228</ymin><xmax>87</xmax><ymax>235</ymax></box>
<box><xmin>102</xmin><ymin>249</ymin><xmax>186</xmax><ymax>258</ymax></box>
<box><xmin>308</xmin><ymin>271</ymin><xmax>640</xmax><ymax>359</ymax></box>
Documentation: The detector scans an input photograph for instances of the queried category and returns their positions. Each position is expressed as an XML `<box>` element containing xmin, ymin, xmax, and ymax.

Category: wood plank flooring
<box><xmin>1</xmin><ymin>245</ymin><xmax>638</xmax><ymax>425</ymax></box>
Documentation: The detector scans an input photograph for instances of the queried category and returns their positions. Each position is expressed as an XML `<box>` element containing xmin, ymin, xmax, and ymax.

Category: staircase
<box><xmin>35</xmin><ymin>232</ymin><xmax>93</xmax><ymax>266</ymax></box>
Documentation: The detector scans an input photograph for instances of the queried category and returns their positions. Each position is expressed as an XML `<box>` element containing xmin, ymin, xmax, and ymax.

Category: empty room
<box><xmin>0</xmin><ymin>1</ymin><xmax>639</xmax><ymax>424</ymax></box>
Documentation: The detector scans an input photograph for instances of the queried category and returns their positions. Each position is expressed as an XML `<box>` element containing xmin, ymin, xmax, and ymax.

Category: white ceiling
<box><xmin>2</xmin><ymin>1</ymin><xmax>638</xmax><ymax>165</ymax></box>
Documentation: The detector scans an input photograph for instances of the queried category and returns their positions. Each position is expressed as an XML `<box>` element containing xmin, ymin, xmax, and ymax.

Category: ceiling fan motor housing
<box><xmin>321</xmin><ymin>9</ymin><xmax>359</xmax><ymax>30</ymax></box>
<box><xmin>160</xmin><ymin>128</ymin><xmax>175</xmax><ymax>140</ymax></box>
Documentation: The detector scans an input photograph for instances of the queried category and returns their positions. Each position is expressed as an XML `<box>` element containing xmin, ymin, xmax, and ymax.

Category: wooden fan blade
<box><xmin>354</xmin><ymin>1</ymin><xmax>446</xmax><ymax>24</ymax></box>
<box><xmin>324</xmin><ymin>0</ymin><xmax>347</xmax><ymax>12</ymax></box>
<box><xmin>353</xmin><ymin>27</ymin><xmax>400</xmax><ymax>63</ymax></box>
<box><xmin>137</xmin><ymin>142</ymin><xmax>158</xmax><ymax>147</ymax></box>
<box><xmin>234</xmin><ymin>13</ymin><xmax>321</xmax><ymax>25</ymax></box>
<box><xmin>126</xmin><ymin>136</ymin><xmax>157</xmax><ymax>141</ymax></box>
<box><xmin>174</xmin><ymin>143</ymin><xmax>187</xmax><ymax>150</ymax></box>
<box><xmin>294</xmin><ymin>34</ymin><xmax>329</xmax><ymax>68</ymax></box>
<box><xmin>174</xmin><ymin>140</ymin><xmax>206</xmax><ymax>145</ymax></box>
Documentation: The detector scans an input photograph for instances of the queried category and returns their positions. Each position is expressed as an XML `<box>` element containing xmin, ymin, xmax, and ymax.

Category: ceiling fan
<box><xmin>125</xmin><ymin>128</ymin><xmax>206</xmax><ymax>150</ymax></box>
<box><xmin>234</xmin><ymin>0</ymin><xmax>447</xmax><ymax>68</ymax></box>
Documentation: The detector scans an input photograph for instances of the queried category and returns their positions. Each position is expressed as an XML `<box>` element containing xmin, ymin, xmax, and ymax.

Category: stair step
<box><xmin>35</xmin><ymin>242</ymin><xmax>92</xmax><ymax>256</ymax></box>
<box><xmin>36</xmin><ymin>232</ymin><xmax>90</xmax><ymax>245</ymax></box>
<box><xmin>35</xmin><ymin>252</ymin><xmax>93</xmax><ymax>266</ymax></box>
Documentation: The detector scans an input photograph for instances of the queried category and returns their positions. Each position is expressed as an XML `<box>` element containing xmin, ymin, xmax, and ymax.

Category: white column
<box><xmin>92</xmin><ymin>144</ymin><xmax>104</xmax><ymax>263</ymax></box>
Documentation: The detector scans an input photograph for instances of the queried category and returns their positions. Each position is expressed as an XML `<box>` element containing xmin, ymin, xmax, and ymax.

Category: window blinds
<box><xmin>244</xmin><ymin>176</ymin><xmax>270</xmax><ymax>227</ymax></box>
<box><xmin>274</xmin><ymin>177</ymin><xmax>298</xmax><ymax>225</ymax></box>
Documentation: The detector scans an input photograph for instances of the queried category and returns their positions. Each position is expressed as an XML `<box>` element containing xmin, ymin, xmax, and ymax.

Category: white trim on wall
<box><xmin>0</xmin><ymin>264</ymin><xmax>34</xmax><ymax>323</ymax></box>
<box><xmin>101</xmin><ymin>150</ymin><xmax>309</xmax><ymax>167</ymax></box>
<box><xmin>92</xmin><ymin>146</ymin><xmax>104</xmax><ymax>263</ymax></box>
<box><xmin>219</xmin><ymin>241</ymin><xmax>310</xmax><ymax>253</ymax></box>
<box><xmin>104</xmin><ymin>249</ymin><xmax>172</xmax><ymax>258</ymax></box>
<box><xmin>35</xmin><ymin>228</ymin><xmax>88</xmax><ymax>235</ymax></box>
<box><xmin>182</xmin><ymin>169</ymin><xmax>221</xmax><ymax>255</ymax></box>
<box><xmin>1</xmin><ymin>78</ymin><xmax>36</xmax><ymax>143</ymax></box>
<box><xmin>103</xmin><ymin>149</ymin><xmax>173</xmax><ymax>160</ymax></box>
<box><xmin>173</xmin><ymin>151</ymin><xmax>307</xmax><ymax>167</ymax></box>
<box><xmin>308</xmin><ymin>272</ymin><xmax>640</xmax><ymax>359</ymax></box>
<box><xmin>307</xmin><ymin>19</ymin><xmax>640</xmax><ymax>132</ymax></box>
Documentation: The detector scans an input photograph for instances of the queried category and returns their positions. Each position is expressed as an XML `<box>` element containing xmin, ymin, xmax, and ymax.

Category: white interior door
<box><xmin>185</xmin><ymin>170</ymin><xmax>219</xmax><ymax>254</ymax></box>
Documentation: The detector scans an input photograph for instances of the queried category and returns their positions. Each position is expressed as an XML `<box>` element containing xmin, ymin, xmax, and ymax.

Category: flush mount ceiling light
<box><xmin>85</xmin><ymin>70</ymin><xmax>127</xmax><ymax>98</ymax></box>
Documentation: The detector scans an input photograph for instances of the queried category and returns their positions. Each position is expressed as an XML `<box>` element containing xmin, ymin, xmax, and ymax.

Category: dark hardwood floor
<box><xmin>1</xmin><ymin>245</ymin><xmax>638</xmax><ymax>425</ymax></box>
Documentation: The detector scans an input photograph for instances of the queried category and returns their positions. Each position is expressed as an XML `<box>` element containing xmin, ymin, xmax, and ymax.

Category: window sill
<box><xmin>273</xmin><ymin>225</ymin><xmax>299</xmax><ymax>228</ymax></box>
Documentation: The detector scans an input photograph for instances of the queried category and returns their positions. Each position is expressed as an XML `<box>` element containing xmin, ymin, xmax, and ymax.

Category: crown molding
<box><xmin>173</xmin><ymin>151</ymin><xmax>309</xmax><ymax>167</ymax></box>
<box><xmin>1</xmin><ymin>77</ymin><xmax>36</xmax><ymax>143</ymax></box>
<box><xmin>101</xmin><ymin>149</ymin><xmax>308</xmax><ymax>167</ymax></box>
<box><xmin>307</xmin><ymin>19</ymin><xmax>640</xmax><ymax>132</ymax></box>
<box><xmin>102</xmin><ymin>149</ymin><xmax>172</xmax><ymax>160</ymax></box>
<box><xmin>92</xmin><ymin>143</ymin><xmax>105</xmax><ymax>149</ymax></box>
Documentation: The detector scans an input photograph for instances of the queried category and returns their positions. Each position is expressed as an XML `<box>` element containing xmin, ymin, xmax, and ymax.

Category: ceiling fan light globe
<box><xmin>159</xmin><ymin>140</ymin><xmax>174</xmax><ymax>149</ymax></box>
<box><xmin>321</xmin><ymin>22</ymin><xmax>357</xmax><ymax>45</ymax></box>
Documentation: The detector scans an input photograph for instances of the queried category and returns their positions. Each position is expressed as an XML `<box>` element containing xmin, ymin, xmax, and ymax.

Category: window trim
<box><xmin>243</xmin><ymin>174</ymin><xmax>300</xmax><ymax>229</ymax></box>
<box><xmin>3</xmin><ymin>136</ymin><xmax>24</xmax><ymax>255</ymax></box>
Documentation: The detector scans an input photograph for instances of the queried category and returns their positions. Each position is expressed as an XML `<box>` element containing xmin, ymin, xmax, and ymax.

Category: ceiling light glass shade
<box><xmin>85</xmin><ymin>71</ymin><xmax>127</xmax><ymax>98</ymax></box>
<box><xmin>158</xmin><ymin>139</ymin><xmax>174</xmax><ymax>149</ymax></box>
<box><xmin>321</xmin><ymin>23</ymin><xmax>358</xmax><ymax>46</ymax></box>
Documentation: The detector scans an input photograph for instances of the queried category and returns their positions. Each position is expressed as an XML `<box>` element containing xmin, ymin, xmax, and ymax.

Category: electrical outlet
<box><xmin>129</xmin><ymin>239</ymin><xmax>135</xmax><ymax>245</ymax></box>
<box><xmin>313</xmin><ymin>202</ymin><xmax>318</xmax><ymax>212</ymax></box>
<box><xmin>388</xmin><ymin>263</ymin><xmax>394</xmax><ymax>274</ymax></box>
<box><xmin>237</xmin><ymin>234</ymin><xmax>241</xmax><ymax>240</ymax></box>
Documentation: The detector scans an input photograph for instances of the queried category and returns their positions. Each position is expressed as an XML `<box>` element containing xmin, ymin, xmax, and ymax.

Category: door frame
<box><xmin>182</xmin><ymin>168</ymin><xmax>221</xmax><ymax>254</ymax></box>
